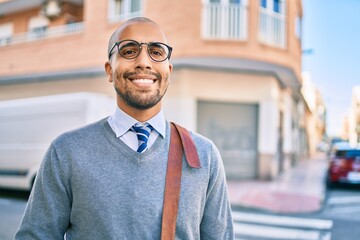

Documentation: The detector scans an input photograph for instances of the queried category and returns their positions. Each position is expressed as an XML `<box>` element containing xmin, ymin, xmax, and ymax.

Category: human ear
<box><xmin>105</xmin><ymin>61</ymin><xmax>113</xmax><ymax>83</ymax></box>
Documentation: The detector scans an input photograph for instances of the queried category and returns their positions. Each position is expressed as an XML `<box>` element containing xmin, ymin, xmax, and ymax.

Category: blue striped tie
<box><xmin>132</xmin><ymin>123</ymin><xmax>153</xmax><ymax>153</ymax></box>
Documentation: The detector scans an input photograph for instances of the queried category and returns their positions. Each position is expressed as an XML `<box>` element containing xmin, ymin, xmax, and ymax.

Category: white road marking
<box><xmin>327</xmin><ymin>205</ymin><xmax>360</xmax><ymax>214</ymax></box>
<box><xmin>232</xmin><ymin>212</ymin><xmax>333</xmax><ymax>230</ymax></box>
<box><xmin>328</xmin><ymin>196</ymin><xmax>360</xmax><ymax>205</ymax></box>
<box><xmin>234</xmin><ymin>223</ymin><xmax>332</xmax><ymax>240</ymax></box>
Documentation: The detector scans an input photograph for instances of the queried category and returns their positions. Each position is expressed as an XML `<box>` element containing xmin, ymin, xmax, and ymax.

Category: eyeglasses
<box><xmin>108</xmin><ymin>39</ymin><xmax>173</xmax><ymax>62</ymax></box>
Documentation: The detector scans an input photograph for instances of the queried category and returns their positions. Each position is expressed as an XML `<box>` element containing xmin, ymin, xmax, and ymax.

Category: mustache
<box><xmin>123</xmin><ymin>70</ymin><xmax>162</xmax><ymax>80</ymax></box>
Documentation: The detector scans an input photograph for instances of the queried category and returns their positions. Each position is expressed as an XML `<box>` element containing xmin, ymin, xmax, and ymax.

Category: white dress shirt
<box><xmin>107</xmin><ymin>107</ymin><xmax>166</xmax><ymax>152</ymax></box>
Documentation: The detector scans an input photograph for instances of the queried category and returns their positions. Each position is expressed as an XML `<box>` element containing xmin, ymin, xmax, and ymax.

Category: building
<box><xmin>301</xmin><ymin>72</ymin><xmax>327</xmax><ymax>156</ymax></box>
<box><xmin>0</xmin><ymin>0</ymin><xmax>306</xmax><ymax>180</ymax></box>
<box><xmin>348</xmin><ymin>85</ymin><xmax>360</xmax><ymax>145</ymax></box>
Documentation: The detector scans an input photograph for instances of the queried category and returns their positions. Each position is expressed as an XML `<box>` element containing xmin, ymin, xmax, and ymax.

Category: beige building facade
<box><xmin>0</xmin><ymin>0</ymin><xmax>306</xmax><ymax>180</ymax></box>
<box><xmin>301</xmin><ymin>72</ymin><xmax>327</xmax><ymax>156</ymax></box>
<box><xmin>348</xmin><ymin>85</ymin><xmax>360</xmax><ymax>145</ymax></box>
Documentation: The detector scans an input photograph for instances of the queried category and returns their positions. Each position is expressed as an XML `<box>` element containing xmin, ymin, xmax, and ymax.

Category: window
<box><xmin>273</xmin><ymin>0</ymin><xmax>281</xmax><ymax>13</ymax></box>
<box><xmin>275</xmin><ymin>0</ymin><xmax>286</xmax><ymax>14</ymax></box>
<box><xmin>258</xmin><ymin>0</ymin><xmax>286</xmax><ymax>48</ymax></box>
<box><xmin>261</xmin><ymin>0</ymin><xmax>266</xmax><ymax>7</ymax></box>
<box><xmin>336</xmin><ymin>150</ymin><xmax>360</xmax><ymax>158</ymax></box>
<box><xmin>109</xmin><ymin>0</ymin><xmax>143</xmax><ymax>22</ymax></box>
<box><xmin>114</xmin><ymin>0</ymin><xmax>123</xmax><ymax>15</ymax></box>
<box><xmin>130</xmin><ymin>0</ymin><xmax>141</xmax><ymax>13</ymax></box>
<box><xmin>260</xmin><ymin>0</ymin><xmax>285</xmax><ymax>13</ymax></box>
<box><xmin>202</xmin><ymin>0</ymin><xmax>248</xmax><ymax>40</ymax></box>
<box><xmin>28</xmin><ymin>15</ymin><xmax>49</xmax><ymax>40</ymax></box>
<box><xmin>0</xmin><ymin>23</ymin><xmax>13</xmax><ymax>46</ymax></box>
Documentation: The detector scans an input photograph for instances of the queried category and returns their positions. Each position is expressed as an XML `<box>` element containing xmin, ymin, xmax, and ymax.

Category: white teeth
<box><xmin>132</xmin><ymin>79</ymin><xmax>154</xmax><ymax>84</ymax></box>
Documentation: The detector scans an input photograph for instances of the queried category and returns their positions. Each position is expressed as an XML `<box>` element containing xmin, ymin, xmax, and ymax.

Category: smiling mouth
<box><xmin>132</xmin><ymin>78</ymin><xmax>155</xmax><ymax>84</ymax></box>
<box><xmin>129</xmin><ymin>78</ymin><xmax>157</xmax><ymax>88</ymax></box>
<box><xmin>123</xmin><ymin>71</ymin><xmax>160</xmax><ymax>87</ymax></box>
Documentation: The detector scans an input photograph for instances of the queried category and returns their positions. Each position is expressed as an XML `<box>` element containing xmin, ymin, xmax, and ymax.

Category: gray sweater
<box><xmin>15</xmin><ymin>118</ymin><xmax>234</xmax><ymax>239</ymax></box>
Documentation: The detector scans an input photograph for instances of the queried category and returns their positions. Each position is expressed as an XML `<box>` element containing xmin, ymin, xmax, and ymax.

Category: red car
<box><xmin>326</xmin><ymin>143</ymin><xmax>360</xmax><ymax>188</ymax></box>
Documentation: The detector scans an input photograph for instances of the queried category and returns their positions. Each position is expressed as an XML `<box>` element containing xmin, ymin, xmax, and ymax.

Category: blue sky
<box><xmin>302</xmin><ymin>0</ymin><xmax>360</xmax><ymax>137</ymax></box>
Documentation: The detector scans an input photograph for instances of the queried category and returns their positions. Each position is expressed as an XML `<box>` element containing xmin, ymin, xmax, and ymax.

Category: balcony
<box><xmin>258</xmin><ymin>7</ymin><xmax>286</xmax><ymax>48</ymax></box>
<box><xmin>0</xmin><ymin>22</ymin><xmax>84</xmax><ymax>47</ymax></box>
<box><xmin>202</xmin><ymin>3</ymin><xmax>248</xmax><ymax>40</ymax></box>
<box><xmin>0</xmin><ymin>0</ymin><xmax>85</xmax><ymax>47</ymax></box>
<box><xmin>0</xmin><ymin>0</ymin><xmax>94</xmax><ymax>76</ymax></box>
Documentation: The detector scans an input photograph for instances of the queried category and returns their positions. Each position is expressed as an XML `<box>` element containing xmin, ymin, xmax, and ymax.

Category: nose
<box><xmin>134</xmin><ymin>45</ymin><xmax>152</xmax><ymax>70</ymax></box>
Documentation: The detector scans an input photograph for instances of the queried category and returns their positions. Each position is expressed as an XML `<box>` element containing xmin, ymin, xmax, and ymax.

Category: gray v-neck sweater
<box><xmin>15</xmin><ymin>118</ymin><xmax>234</xmax><ymax>239</ymax></box>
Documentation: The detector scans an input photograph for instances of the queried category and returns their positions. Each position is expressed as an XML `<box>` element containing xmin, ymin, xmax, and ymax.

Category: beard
<box><xmin>114</xmin><ymin>70</ymin><xmax>169</xmax><ymax>110</ymax></box>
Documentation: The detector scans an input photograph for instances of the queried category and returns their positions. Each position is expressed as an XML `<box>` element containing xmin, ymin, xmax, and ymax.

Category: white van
<box><xmin>0</xmin><ymin>93</ymin><xmax>115</xmax><ymax>190</ymax></box>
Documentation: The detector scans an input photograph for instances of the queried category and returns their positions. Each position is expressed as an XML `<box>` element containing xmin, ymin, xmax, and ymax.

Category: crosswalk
<box><xmin>324</xmin><ymin>195</ymin><xmax>360</xmax><ymax>219</ymax></box>
<box><xmin>232</xmin><ymin>194</ymin><xmax>360</xmax><ymax>240</ymax></box>
<box><xmin>232</xmin><ymin>211</ymin><xmax>333</xmax><ymax>240</ymax></box>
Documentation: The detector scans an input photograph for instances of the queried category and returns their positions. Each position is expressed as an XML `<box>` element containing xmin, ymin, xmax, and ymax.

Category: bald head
<box><xmin>107</xmin><ymin>17</ymin><xmax>164</xmax><ymax>57</ymax></box>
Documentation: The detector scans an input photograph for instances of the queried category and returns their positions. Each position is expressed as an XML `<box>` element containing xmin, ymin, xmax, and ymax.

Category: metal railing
<box><xmin>258</xmin><ymin>7</ymin><xmax>286</xmax><ymax>48</ymax></box>
<box><xmin>202</xmin><ymin>3</ymin><xmax>248</xmax><ymax>40</ymax></box>
<box><xmin>0</xmin><ymin>22</ymin><xmax>84</xmax><ymax>47</ymax></box>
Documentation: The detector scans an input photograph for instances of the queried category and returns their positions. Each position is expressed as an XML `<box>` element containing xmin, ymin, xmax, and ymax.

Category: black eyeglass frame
<box><xmin>108</xmin><ymin>39</ymin><xmax>173</xmax><ymax>62</ymax></box>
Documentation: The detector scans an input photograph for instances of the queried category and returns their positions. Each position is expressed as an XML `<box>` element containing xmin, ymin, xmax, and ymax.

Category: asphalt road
<box><xmin>0</xmin><ymin>189</ymin><xmax>29</xmax><ymax>240</ymax></box>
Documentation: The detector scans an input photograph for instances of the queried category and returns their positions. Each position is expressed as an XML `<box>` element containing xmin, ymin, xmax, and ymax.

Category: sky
<box><xmin>302</xmin><ymin>0</ymin><xmax>360</xmax><ymax>137</ymax></box>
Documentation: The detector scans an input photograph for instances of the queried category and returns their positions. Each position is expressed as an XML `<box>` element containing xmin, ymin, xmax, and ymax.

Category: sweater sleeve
<box><xmin>15</xmin><ymin>143</ymin><xmax>71</xmax><ymax>240</ymax></box>
<box><xmin>200</xmin><ymin>143</ymin><xmax>235</xmax><ymax>240</ymax></box>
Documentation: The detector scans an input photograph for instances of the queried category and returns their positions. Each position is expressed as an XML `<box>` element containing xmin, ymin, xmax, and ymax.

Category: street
<box><xmin>0</xmin><ymin>189</ymin><xmax>28</xmax><ymax>240</ymax></box>
<box><xmin>233</xmin><ymin>185</ymin><xmax>360</xmax><ymax>240</ymax></box>
<box><xmin>1</xmin><ymin>186</ymin><xmax>360</xmax><ymax>240</ymax></box>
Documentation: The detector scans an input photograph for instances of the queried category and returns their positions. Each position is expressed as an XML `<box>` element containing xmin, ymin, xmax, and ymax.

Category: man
<box><xmin>16</xmin><ymin>17</ymin><xmax>234</xmax><ymax>239</ymax></box>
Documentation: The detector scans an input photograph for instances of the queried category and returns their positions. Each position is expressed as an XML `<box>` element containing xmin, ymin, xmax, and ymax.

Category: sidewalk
<box><xmin>227</xmin><ymin>153</ymin><xmax>328</xmax><ymax>213</ymax></box>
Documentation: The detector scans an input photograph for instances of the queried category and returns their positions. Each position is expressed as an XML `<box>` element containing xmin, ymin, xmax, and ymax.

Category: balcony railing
<box><xmin>202</xmin><ymin>3</ymin><xmax>248</xmax><ymax>40</ymax></box>
<box><xmin>258</xmin><ymin>7</ymin><xmax>286</xmax><ymax>48</ymax></box>
<box><xmin>0</xmin><ymin>22</ymin><xmax>84</xmax><ymax>47</ymax></box>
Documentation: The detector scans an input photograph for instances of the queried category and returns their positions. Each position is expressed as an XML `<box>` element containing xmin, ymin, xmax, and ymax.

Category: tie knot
<box><xmin>131</xmin><ymin>123</ymin><xmax>153</xmax><ymax>153</ymax></box>
<box><xmin>132</xmin><ymin>122</ymin><xmax>153</xmax><ymax>135</ymax></box>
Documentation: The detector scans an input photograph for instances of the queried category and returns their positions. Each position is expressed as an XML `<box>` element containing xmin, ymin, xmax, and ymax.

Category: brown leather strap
<box><xmin>161</xmin><ymin>123</ymin><xmax>183</xmax><ymax>240</ymax></box>
<box><xmin>173</xmin><ymin>123</ymin><xmax>201</xmax><ymax>169</ymax></box>
<box><xmin>161</xmin><ymin>122</ymin><xmax>201</xmax><ymax>240</ymax></box>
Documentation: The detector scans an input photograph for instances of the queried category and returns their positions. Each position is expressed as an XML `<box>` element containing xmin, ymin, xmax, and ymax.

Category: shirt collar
<box><xmin>109</xmin><ymin>107</ymin><xmax>166</xmax><ymax>139</ymax></box>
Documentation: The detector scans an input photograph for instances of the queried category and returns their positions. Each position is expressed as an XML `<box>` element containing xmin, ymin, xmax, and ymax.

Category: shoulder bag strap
<box><xmin>161</xmin><ymin>122</ymin><xmax>201</xmax><ymax>240</ymax></box>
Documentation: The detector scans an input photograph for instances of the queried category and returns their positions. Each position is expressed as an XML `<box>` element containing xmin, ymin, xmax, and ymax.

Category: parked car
<box><xmin>326</xmin><ymin>142</ymin><xmax>360</xmax><ymax>188</ymax></box>
<box><xmin>326</xmin><ymin>137</ymin><xmax>347</xmax><ymax>157</ymax></box>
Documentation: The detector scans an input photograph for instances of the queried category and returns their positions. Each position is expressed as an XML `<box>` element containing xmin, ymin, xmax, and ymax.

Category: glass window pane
<box><xmin>230</xmin><ymin>0</ymin><xmax>241</xmax><ymax>4</ymax></box>
<box><xmin>274</xmin><ymin>0</ymin><xmax>284</xmax><ymax>13</ymax></box>
<box><xmin>114</xmin><ymin>0</ymin><xmax>124</xmax><ymax>15</ymax></box>
<box><xmin>0</xmin><ymin>23</ymin><xmax>13</xmax><ymax>39</ymax></box>
<box><xmin>260</xmin><ymin>0</ymin><xmax>267</xmax><ymax>8</ymax></box>
<box><xmin>210</xmin><ymin>0</ymin><xmax>221</xmax><ymax>3</ymax></box>
<box><xmin>131</xmin><ymin>0</ymin><xmax>141</xmax><ymax>12</ymax></box>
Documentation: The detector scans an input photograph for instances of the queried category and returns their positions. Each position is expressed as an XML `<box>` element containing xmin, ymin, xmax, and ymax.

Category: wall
<box><xmin>0</xmin><ymin>0</ymin><xmax>302</xmax><ymax>84</ymax></box>
<box><xmin>163</xmin><ymin>68</ymin><xmax>284</xmax><ymax>179</ymax></box>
